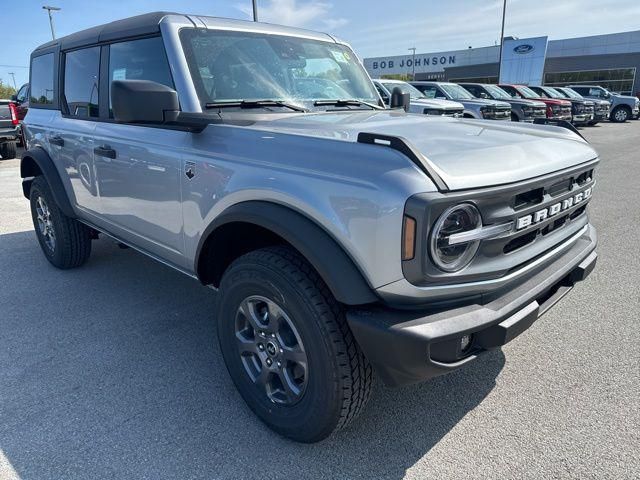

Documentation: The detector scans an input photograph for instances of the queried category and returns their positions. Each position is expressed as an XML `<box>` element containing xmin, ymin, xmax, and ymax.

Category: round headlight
<box><xmin>429</xmin><ymin>203</ymin><xmax>482</xmax><ymax>272</ymax></box>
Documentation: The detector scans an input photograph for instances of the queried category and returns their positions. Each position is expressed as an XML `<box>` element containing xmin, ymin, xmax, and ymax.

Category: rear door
<box><xmin>92</xmin><ymin>36</ymin><xmax>186</xmax><ymax>266</ymax></box>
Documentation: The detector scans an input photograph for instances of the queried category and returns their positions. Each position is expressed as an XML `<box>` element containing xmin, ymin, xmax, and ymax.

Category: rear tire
<box><xmin>0</xmin><ymin>141</ymin><xmax>17</xmax><ymax>160</ymax></box>
<box><xmin>29</xmin><ymin>176</ymin><xmax>92</xmax><ymax>269</ymax></box>
<box><xmin>216</xmin><ymin>246</ymin><xmax>373</xmax><ymax>442</ymax></box>
<box><xmin>610</xmin><ymin>106</ymin><xmax>630</xmax><ymax>123</ymax></box>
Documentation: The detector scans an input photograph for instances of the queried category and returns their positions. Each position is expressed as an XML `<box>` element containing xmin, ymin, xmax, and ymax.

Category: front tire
<box><xmin>216</xmin><ymin>246</ymin><xmax>373</xmax><ymax>442</ymax></box>
<box><xmin>29</xmin><ymin>176</ymin><xmax>92</xmax><ymax>269</ymax></box>
<box><xmin>611</xmin><ymin>106</ymin><xmax>630</xmax><ymax>123</ymax></box>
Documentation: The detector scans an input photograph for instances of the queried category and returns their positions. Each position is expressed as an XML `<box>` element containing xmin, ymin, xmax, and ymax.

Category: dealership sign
<box><xmin>370</xmin><ymin>55</ymin><xmax>456</xmax><ymax>71</ymax></box>
<box><xmin>500</xmin><ymin>36</ymin><xmax>548</xmax><ymax>85</ymax></box>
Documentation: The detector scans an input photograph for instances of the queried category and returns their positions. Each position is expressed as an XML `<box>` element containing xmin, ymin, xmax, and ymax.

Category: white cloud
<box><xmin>236</xmin><ymin>0</ymin><xmax>348</xmax><ymax>31</ymax></box>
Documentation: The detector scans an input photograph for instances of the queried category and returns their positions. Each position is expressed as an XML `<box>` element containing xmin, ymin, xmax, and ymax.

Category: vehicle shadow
<box><xmin>0</xmin><ymin>231</ymin><xmax>504</xmax><ymax>480</ymax></box>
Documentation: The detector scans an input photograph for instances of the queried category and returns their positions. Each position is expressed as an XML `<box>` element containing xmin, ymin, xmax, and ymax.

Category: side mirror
<box><xmin>390</xmin><ymin>87</ymin><xmax>410</xmax><ymax>112</ymax></box>
<box><xmin>111</xmin><ymin>80</ymin><xmax>180</xmax><ymax>124</ymax></box>
<box><xmin>10</xmin><ymin>94</ymin><xmax>18</xmax><ymax>102</ymax></box>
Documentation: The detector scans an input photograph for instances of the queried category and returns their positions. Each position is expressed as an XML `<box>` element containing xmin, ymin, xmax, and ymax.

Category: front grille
<box><xmin>495</xmin><ymin>108</ymin><xmax>511</xmax><ymax>119</ymax></box>
<box><xmin>533</xmin><ymin>107</ymin><xmax>547</xmax><ymax>117</ymax></box>
<box><xmin>443</xmin><ymin>109</ymin><xmax>464</xmax><ymax>117</ymax></box>
<box><xmin>585</xmin><ymin>105</ymin><xmax>595</xmax><ymax>115</ymax></box>
<box><xmin>561</xmin><ymin>106</ymin><xmax>572</xmax><ymax>116</ymax></box>
<box><xmin>402</xmin><ymin>160</ymin><xmax>598</xmax><ymax>286</ymax></box>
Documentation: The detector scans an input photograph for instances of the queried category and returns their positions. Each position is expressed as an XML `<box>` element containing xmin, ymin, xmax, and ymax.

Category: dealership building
<box><xmin>363</xmin><ymin>30</ymin><xmax>640</xmax><ymax>95</ymax></box>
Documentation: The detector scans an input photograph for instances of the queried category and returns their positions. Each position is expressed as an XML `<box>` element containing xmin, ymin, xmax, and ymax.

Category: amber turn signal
<box><xmin>402</xmin><ymin>215</ymin><xmax>416</xmax><ymax>261</ymax></box>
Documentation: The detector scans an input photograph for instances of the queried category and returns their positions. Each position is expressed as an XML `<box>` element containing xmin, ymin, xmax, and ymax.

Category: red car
<box><xmin>499</xmin><ymin>84</ymin><xmax>572</xmax><ymax>121</ymax></box>
<box><xmin>11</xmin><ymin>83</ymin><xmax>29</xmax><ymax>146</ymax></box>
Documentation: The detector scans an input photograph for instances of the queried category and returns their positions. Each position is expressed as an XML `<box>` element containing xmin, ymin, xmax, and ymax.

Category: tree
<box><xmin>0</xmin><ymin>80</ymin><xmax>17</xmax><ymax>99</ymax></box>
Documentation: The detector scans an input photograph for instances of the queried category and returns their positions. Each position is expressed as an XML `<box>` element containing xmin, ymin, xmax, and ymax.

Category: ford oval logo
<box><xmin>513</xmin><ymin>44</ymin><xmax>534</xmax><ymax>54</ymax></box>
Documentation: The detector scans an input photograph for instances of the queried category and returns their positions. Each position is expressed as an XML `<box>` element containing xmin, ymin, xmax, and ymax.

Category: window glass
<box><xmin>374</xmin><ymin>84</ymin><xmax>389</xmax><ymax>104</ymax></box>
<box><xmin>543</xmin><ymin>68</ymin><xmax>636</xmax><ymax>95</ymax></box>
<box><xmin>108</xmin><ymin>36</ymin><xmax>174</xmax><ymax>114</ymax></box>
<box><xmin>439</xmin><ymin>83</ymin><xmax>474</xmax><ymax>100</ymax></box>
<box><xmin>30</xmin><ymin>53</ymin><xmax>55</xmax><ymax>105</ymax></box>
<box><xmin>381</xmin><ymin>82</ymin><xmax>426</xmax><ymax>100</ymax></box>
<box><xmin>415</xmin><ymin>85</ymin><xmax>437</xmax><ymax>98</ymax></box>
<box><xmin>64</xmin><ymin>47</ymin><xmax>100</xmax><ymax>118</ymax></box>
<box><xmin>16</xmin><ymin>84</ymin><xmax>29</xmax><ymax>103</ymax></box>
<box><xmin>180</xmin><ymin>29</ymin><xmax>379</xmax><ymax>110</ymax></box>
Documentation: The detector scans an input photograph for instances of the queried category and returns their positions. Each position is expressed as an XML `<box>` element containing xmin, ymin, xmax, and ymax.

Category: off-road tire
<box><xmin>216</xmin><ymin>246</ymin><xmax>373</xmax><ymax>442</ymax></box>
<box><xmin>29</xmin><ymin>176</ymin><xmax>92</xmax><ymax>269</ymax></box>
<box><xmin>0</xmin><ymin>141</ymin><xmax>17</xmax><ymax>160</ymax></box>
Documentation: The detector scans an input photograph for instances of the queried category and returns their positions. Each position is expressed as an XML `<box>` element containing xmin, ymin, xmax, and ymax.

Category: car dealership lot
<box><xmin>0</xmin><ymin>123</ymin><xmax>638</xmax><ymax>479</ymax></box>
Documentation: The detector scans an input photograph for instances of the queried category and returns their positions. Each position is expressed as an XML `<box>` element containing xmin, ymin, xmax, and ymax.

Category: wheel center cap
<box><xmin>266</xmin><ymin>342</ymin><xmax>277</xmax><ymax>356</ymax></box>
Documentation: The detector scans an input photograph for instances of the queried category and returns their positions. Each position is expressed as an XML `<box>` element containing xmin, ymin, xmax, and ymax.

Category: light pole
<box><xmin>497</xmin><ymin>0</ymin><xmax>507</xmax><ymax>83</ymax></box>
<box><xmin>8</xmin><ymin>72</ymin><xmax>17</xmax><ymax>89</ymax></box>
<box><xmin>408</xmin><ymin>47</ymin><xmax>416</xmax><ymax>80</ymax></box>
<box><xmin>252</xmin><ymin>0</ymin><xmax>258</xmax><ymax>21</ymax></box>
<box><xmin>42</xmin><ymin>6</ymin><xmax>61</xmax><ymax>40</ymax></box>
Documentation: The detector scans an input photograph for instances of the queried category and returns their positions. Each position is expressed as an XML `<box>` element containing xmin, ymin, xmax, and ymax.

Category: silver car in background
<box><xmin>411</xmin><ymin>81</ymin><xmax>512</xmax><ymax>120</ymax></box>
<box><xmin>458</xmin><ymin>83</ymin><xmax>547</xmax><ymax>122</ymax></box>
<box><xmin>373</xmin><ymin>79</ymin><xmax>464</xmax><ymax>117</ymax></box>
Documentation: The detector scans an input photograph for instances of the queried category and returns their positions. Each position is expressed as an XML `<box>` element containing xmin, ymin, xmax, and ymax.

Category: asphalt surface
<box><xmin>1</xmin><ymin>122</ymin><xmax>639</xmax><ymax>480</ymax></box>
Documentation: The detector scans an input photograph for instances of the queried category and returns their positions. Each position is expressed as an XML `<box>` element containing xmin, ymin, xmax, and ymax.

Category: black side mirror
<box><xmin>111</xmin><ymin>80</ymin><xmax>180</xmax><ymax>124</ymax></box>
<box><xmin>390</xmin><ymin>87</ymin><xmax>410</xmax><ymax>112</ymax></box>
<box><xmin>10</xmin><ymin>94</ymin><xmax>18</xmax><ymax>102</ymax></box>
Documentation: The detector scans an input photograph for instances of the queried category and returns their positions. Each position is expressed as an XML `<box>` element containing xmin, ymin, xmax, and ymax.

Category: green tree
<box><xmin>0</xmin><ymin>80</ymin><xmax>17</xmax><ymax>99</ymax></box>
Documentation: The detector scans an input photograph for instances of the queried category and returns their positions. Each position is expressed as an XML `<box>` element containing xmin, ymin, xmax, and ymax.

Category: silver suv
<box><xmin>373</xmin><ymin>79</ymin><xmax>464</xmax><ymax>117</ymax></box>
<box><xmin>569</xmin><ymin>85</ymin><xmax>639</xmax><ymax>122</ymax></box>
<box><xmin>22</xmin><ymin>12</ymin><xmax>599</xmax><ymax>443</ymax></box>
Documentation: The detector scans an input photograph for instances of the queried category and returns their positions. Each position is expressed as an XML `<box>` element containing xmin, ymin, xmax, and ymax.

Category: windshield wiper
<box><xmin>205</xmin><ymin>100</ymin><xmax>307</xmax><ymax>112</ymax></box>
<box><xmin>313</xmin><ymin>99</ymin><xmax>382</xmax><ymax>110</ymax></box>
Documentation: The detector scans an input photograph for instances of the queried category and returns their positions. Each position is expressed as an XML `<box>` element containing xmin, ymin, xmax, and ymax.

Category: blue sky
<box><xmin>2</xmin><ymin>0</ymin><xmax>639</xmax><ymax>88</ymax></box>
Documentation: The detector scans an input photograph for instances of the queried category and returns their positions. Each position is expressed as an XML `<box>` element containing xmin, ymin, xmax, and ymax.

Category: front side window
<box><xmin>180</xmin><ymin>29</ymin><xmax>379</xmax><ymax>110</ymax></box>
<box><xmin>30</xmin><ymin>53</ymin><xmax>55</xmax><ymax>106</ymax></box>
<box><xmin>64</xmin><ymin>47</ymin><xmax>100</xmax><ymax>118</ymax></box>
<box><xmin>16</xmin><ymin>84</ymin><xmax>29</xmax><ymax>103</ymax></box>
<box><xmin>108</xmin><ymin>36</ymin><xmax>174</xmax><ymax>115</ymax></box>
<box><xmin>374</xmin><ymin>84</ymin><xmax>390</xmax><ymax>104</ymax></box>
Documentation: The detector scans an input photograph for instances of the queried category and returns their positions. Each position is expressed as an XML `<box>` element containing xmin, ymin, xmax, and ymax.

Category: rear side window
<box><xmin>64</xmin><ymin>47</ymin><xmax>100</xmax><ymax>118</ymax></box>
<box><xmin>30</xmin><ymin>54</ymin><xmax>55</xmax><ymax>106</ymax></box>
<box><xmin>108</xmin><ymin>36</ymin><xmax>174</xmax><ymax>115</ymax></box>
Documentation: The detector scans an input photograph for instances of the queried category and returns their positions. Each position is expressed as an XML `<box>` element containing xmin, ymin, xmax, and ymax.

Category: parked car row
<box><xmin>367</xmin><ymin>77</ymin><xmax>638</xmax><ymax>127</ymax></box>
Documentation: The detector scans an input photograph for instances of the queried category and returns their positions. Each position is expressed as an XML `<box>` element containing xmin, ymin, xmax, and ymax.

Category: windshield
<box><xmin>515</xmin><ymin>85</ymin><xmax>540</xmax><ymax>99</ymax></box>
<box><xmin>539</xmin><ymin>86</ymin><xmax>565</xmax><ymax>99</ymax></box>
<box><xmin>440</xmin><ymin>84</ymin><xmax>474</xmax><ymax>100</ymax></box>
<box><xmin>484</xmin><ymin>84</ymin><xmax>512</xmax><ymax>100</ymax></box>
<box><xmin>558</xmin><ymin>88</ymin><xmax>582</xmax><ymax>99</ymax></box>
<box><xmin>180</xmin><ymin>29</ymin><xmax>379</xmax><ymax>110</ymax></box>
<box><xmin>381</xmin><ymin>82</ymin><xmax>426</xmax><ymax>100</ymax></box>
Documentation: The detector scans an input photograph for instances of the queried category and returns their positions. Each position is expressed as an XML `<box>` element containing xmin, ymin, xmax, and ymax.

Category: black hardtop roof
<box><xmin>33</xmin><ymin>11</ymin><xmax>178</xmax><ymax>54</ymax></box>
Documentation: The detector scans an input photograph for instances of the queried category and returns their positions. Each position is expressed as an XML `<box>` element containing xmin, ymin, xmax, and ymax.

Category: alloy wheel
<box><xmin>235</xmin><ymin>295</ymin><xmax>308</xmax><ymax>405</ymax></box>
<box><xmin>35</xmin><ymin>196</ymin><xmax>56</xmax><ymax>252</ymax></box>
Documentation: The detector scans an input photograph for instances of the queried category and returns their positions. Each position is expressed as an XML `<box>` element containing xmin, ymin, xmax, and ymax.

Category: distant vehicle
<box><xmin>554</xmin><ymin>87</ymin><xmax>609</xmax><ymax>125</ymax></box>
<box><xmin>0</xmin><ymin>99</ymin><xmax>19</xmax><ymax>159</ymax></box>
<box><xmin>372</xmin><ymin>79</ymin><xmax>464</xmax><ymax>117</ymax></box>
<box><xmin>11</xmin><ymin>83</ymin><xmax>30</xmax><ymax>146</ymax></box>
<box><xmin>568</xmin><ymin>85</ymin><xmax>639</xmax><ymax>123</ymax></box>
<box><xmin>410</xmin><ymin>81</ymin><xmax>511</xmax><ymax>120</ymax></box>
<box><xmin>499</xmin><ymin>84</ymin><xmax>572</xmax><ymax>122</ymax></box>
<box><xmin>458</xmin><ymin>83</ymin><xmax>546</xmax><ymax>122</ymax></box>
<box><xmin>529</xmin><ymin>86</ymin><xmax>594</xmax><ymax>126</ymax></box>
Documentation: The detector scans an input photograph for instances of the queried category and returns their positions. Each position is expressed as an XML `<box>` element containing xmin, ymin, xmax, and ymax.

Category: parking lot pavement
<box><xmin>1</xmin><ymin>122</ymin><xmax>639</xmax><ymax>480</ymax></box>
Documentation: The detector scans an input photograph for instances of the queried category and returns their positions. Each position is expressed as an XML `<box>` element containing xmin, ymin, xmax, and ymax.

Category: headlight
<box><xmin>429</xmin><ymin>204</ymin><xmax>482</xmax><ymax>272</ymax></box>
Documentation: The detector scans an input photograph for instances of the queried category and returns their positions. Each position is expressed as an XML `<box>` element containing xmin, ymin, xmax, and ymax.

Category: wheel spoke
<box><xmin>255</xmin><ymin>366</ymin><xmax>270</xmax><ymax>388</ymax></box>
<box><xmin>236</xmin><ymin>335</ymin><xmax>259</xmax><ymax>356</ymax></box>
<box><xmin>282</xmin><ymin>346</ymin><xmax>306</xmax><ymax>365</ymax></box>
<box><xmin>278</xmin><ymin>369</ymin><xmax>301</xmax><ymax>402</ymax></box>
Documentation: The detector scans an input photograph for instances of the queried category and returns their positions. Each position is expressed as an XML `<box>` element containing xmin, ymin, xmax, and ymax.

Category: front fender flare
<box><xmin>20</xmin><ymin>147</ymin><xmax>76</xmax><ymax>218</ymax></box>
<box><xmin>195</xmin><ymin>201</ymin><xmax>378</xmax><ymax>306</ymax></box>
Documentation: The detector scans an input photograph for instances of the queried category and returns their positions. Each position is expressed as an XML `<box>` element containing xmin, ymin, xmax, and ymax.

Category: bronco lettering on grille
<box><xmin>516</xmin><ymin>186</ymin><xmax>593</xmax><ymax>230</ymax></box>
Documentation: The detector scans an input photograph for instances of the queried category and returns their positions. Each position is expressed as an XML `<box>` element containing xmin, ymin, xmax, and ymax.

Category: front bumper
<box><xmin>347</xmin><ymin>224</ymin><xmax>597</xmax><ymax>387</ymax></box>
<box><xmin>572</xmin><ymin>113</ymin><xmax>592</xmax><ymax>125</ymax></box>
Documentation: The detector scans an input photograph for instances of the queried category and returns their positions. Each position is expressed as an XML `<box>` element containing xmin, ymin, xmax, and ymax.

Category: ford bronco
<box><xmin>21</xmin><ymin>12</ymin><xmax>598</xmax><ymax>443</ymax></box>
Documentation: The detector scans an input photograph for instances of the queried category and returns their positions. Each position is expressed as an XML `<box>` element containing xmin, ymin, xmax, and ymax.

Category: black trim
<box><xmin>20</xmin><ymin>147</ymin><xmax>75</xmax><ymax>218</ymax></box>
<box><xmin>357</xmin><ymin>132</ymin><xmax>449</xmax><ymax>191</ymax></box>
<box><xmin>533</xmin><ymin>118</ymin><xmax>586</xmax><ymax>140</ymax></box>
<box><xmin>194</xmin><ymin>201</ymin><xmax>378</xmax><ymax>306</ymax></box>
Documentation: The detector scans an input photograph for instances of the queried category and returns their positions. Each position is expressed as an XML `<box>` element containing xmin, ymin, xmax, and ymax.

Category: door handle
<box><xmin>49</xmin><ymin>135</ymin><xmax>64</xmax><ymax>147</ymax></box>
<box><xmin>94</xmin><ymin>145</ymin><xmax>116</xmax><ymax>159</ymax></box>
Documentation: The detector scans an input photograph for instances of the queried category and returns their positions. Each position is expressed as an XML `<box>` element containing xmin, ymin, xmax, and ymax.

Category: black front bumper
<box><xmin>347</xmin><ymin>225</ymin><xmax>597</xmax><ymax>387</ymax></box>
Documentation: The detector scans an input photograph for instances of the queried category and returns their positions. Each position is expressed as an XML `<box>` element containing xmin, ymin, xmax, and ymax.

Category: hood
<box><xmin>243</xmin><ymin>110</ymin><xmax>597</xmax><ymax>191</ymax></box>
<box><xmin>456</xmin><ymin>98</ymin><xmax>511</xmax><ymax>108</ymax></box>
<box><xmin>410</xmin><ymin>98</ymin><xmax>464</xmax><ymax>110</ymax></box>
<box><xmin>501</xmin><ymin>98</ymin><xmax>546</xmax><ymax>107</ymax></box>
<box><xmin>534</xmin><ymin>97</ymin><xmax>571</xmax><ymax>106</ymax></box>
<box><xmin>612</xmin><ymin>93</ymin><xmax>638</xmax><ymax>102</ymax></box>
